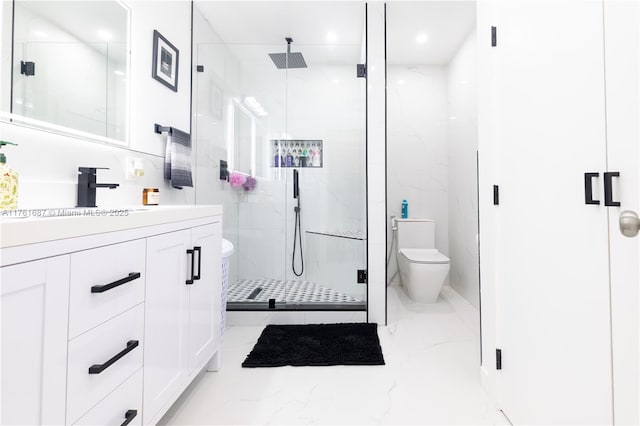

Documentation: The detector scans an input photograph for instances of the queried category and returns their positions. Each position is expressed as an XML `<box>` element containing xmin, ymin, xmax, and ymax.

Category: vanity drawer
<box><xmin>69</xmin><ymin>239</ymin><xmax>145</xmax><ymax>339</ymax></box>
<box><xmin>67</xmin><ymin>304</ymin><xmax>144</xmax><ymax>424</ymax></box>
<box><xmin>73</xmin><ymin>369</ymin><xmax>142</xmax><ymax>426</ymax></box>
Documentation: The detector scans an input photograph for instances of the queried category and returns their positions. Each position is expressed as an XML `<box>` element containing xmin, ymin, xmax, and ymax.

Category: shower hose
<box><xmin>292</xmin><ymin>205</ymin><xmax>304</xmax><ymax>276</ymax></box>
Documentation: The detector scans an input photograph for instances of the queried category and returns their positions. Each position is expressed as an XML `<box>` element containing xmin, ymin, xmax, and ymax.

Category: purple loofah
<box><xmin>243</xmin><ymin>176</ymin><xmax>257</xmax><ymax>191</ymax></box>
<box><xmin>229</xmin><ymin>171</ymin><xmax>247</xmax><ymax>188</ymax></box>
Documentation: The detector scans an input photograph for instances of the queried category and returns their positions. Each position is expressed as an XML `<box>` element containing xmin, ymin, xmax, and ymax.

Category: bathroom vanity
<box><xmin>0</xmin><ymin>206</ymin><xmax>223</xmax><ymax>425</ymax></box>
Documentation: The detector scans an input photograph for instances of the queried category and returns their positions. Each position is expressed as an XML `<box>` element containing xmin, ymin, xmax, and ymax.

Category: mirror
<box><xmin>1</xmin><ymin>1</ymin><xmax>130</xmax><ymax>144</ymax></box>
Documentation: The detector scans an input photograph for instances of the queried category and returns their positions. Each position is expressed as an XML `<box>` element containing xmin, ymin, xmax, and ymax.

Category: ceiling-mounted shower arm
<box><xmin>286</xmin><ymin>37</ymin><xmax>293</xmax><ymax>54</ymax></box>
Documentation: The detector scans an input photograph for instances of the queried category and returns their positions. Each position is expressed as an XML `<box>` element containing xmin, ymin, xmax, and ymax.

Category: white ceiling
<box><xmin>195</xmin><ymin>1</ymin><xmax>365</xmax><ymax>66</ymax></box>
<box><xmin>196</xmin><ymin>1</ymin><xmax>475</xmax><ymax>66</ymax></box>
<box><xmin>386</xmin><ymin>1</ymin><xmax>476</xmax><ymax>65</ymax></box>
<box><xmin>195</xmin><ymin>1</ymin><xmax>365</xmax><ymax>45</ymax></box>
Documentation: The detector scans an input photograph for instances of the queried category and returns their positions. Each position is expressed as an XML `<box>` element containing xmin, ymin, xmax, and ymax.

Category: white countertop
<box><xmin>0</xmin><ymin>205</ymin><xmax>222</xmax><ymax>248</ymax></box>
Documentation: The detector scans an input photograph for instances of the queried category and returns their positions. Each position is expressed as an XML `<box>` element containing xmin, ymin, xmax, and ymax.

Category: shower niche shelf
<box><xmin>271</xmin><ymin>139</ymin><xmax>323</xmax><ymax>168</ymax></box>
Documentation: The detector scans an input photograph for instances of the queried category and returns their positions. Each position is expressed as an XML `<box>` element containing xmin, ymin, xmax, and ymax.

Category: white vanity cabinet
<box><xmin>143</xmin><ymin>222</ymin><xmax>222</xmax><ymax>425</ymax></box>
<box><xmin>0</xmin><ymin>207</ymin><xmax>223</xmax><ymax>425</ymax></box>
<box><xmin>0</xmin><ymin>256</ymin><xmax>70</xmax><ymax>425</ymax></box>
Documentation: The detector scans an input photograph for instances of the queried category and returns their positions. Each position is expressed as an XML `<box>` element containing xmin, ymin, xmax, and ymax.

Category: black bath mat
<box><xmin>242</xmin><ymin>323</ymin><xmax>385</xmax><ymax>367</ymax></box>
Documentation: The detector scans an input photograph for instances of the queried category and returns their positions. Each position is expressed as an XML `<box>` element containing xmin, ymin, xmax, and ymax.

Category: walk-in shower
<box><xmin>192</xmin><ymin>2</ymin><xmax>367</xmax><ymax>311</ymax></box>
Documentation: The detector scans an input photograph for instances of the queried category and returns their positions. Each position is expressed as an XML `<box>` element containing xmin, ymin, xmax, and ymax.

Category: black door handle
<box><xmin>186</xmin><ymin>249</ymin><xmax>195</xmax><ymax>285</ymax></box>
<box><xmin>584</xmin><ymin>172</ymin><xmax>600</xmax><ymax>205</ymax></box>
<box><xmin>91</xmin><ymin>272</ymin><xmax>141</xmax><ymax>293</ymax></box>
<box><xmin>193</xmin><ymin>246</ymin><xmax>202</xmax><ymax>280</ymax></box>
<box><xmin>604</xmin><ymin>172</ymin><xmax>621</xmax><ymax>207</ymax></box>
<box><xmin>120</xmin><ymin>409</ymin><xmax>138</xmax><ymax>426</ymax></box>
<box><xmin>88</xmin><ymin>340</ymin><xmax>139</xmax><ymax>374</ymax></box>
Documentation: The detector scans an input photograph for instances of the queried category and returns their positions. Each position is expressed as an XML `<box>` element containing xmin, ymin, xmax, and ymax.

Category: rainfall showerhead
<box><xmin>269</xmin><ymin>37</ymin><xmax>307</xmax><ymax>69</ymax></box>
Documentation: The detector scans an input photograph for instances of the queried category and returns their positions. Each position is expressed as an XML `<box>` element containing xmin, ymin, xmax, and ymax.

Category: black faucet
<box><xmin>77</xmin><ymin>167</ymin><xmax>120</xmax><ymax>207</ymax></box>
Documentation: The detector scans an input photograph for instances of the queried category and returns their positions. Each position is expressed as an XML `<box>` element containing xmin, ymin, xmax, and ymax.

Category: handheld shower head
<box><xmin>293</xmin><ymin>169</ymin><xmax>299</xmax><ymax>199</ymax></box>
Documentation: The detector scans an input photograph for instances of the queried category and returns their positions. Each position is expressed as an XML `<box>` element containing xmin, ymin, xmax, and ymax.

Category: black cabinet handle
<box><xmin>120</xmin><ymin>409</ymin><xmax>138</xmax><ymax>426</ymax></box>
<box><xmin>193</xmin><ymin>246</ymin><xmax>202</xmax><ymax>280</ymax></box>
<box><xmin>91</xmin><ymin>272</ymin><xmax>141</xmax><ymax>293</ymax></box>
<box><xmin>604</xmin><ymin>172</ymin><xmax>621</xmax><ymax>207</ymax></box>
<box><xmin>186</xmin><ymin>249</ymin><xmax>195</xmax><ymax>285</ymax></box>
<box><xmin>584</xmin><ymin>172</ymin><xmax>600</xmax><ymax>205</ymax></box>
<box><xmin>88</xmin><ymin>340</ymin><xmax>139</xmax><ymax>374</ymax></box>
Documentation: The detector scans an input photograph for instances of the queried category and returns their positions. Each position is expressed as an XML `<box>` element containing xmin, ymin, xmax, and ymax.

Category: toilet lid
<box><xmin>400</xmin><ymin>248</ymin><xmax>449</xmax><ymax>264</ymax></box>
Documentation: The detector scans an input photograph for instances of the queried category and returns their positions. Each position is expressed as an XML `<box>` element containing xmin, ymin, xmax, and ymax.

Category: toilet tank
<box><xmin>396</xmin><ymin>218</ymin><xmax>435</xmax><ymax>250</ymax></box>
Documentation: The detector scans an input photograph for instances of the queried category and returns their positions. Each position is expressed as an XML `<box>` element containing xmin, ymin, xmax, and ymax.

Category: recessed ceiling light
<box><xmin>397</xmin><ymin>80</ymin><xmax>405</xmax><ymax>85</ymax></box>
<box><xmin>326</xmin><ymin>32</ymin><xmax>338</xmax><ymax>43</ymax></box>
<box><xmin>331</xmin><ymin>79</ymin><xmax>340</xmax><ymax>84</ymax></box>
<box><xmin>114</xmin><ymin>70</ymin><xmax>125</xmax><ymax>76</ymax></box>
<box><xmin>97</xmin><ymin>29</ymin><xmax>112</xmax><ymax>41</ymax></box>
<box><xmin>416</xmin><ymin>33</ymin><xmax>428</xmax><ymax>44</ymax></box>
<box><xmin>34</xmin><ymin>31</ymin><xmax>48</xmax><ymax>38</ymax></box>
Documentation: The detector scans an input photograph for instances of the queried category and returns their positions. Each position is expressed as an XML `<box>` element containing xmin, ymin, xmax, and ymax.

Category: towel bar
<box><xmin>154</xmin><ymin>123</ymin><xmax>173</xmax><ymax>134</ymax></box>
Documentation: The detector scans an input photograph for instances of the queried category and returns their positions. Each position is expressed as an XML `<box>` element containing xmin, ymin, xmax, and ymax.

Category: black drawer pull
<box><xmin>584</xmin><ymin>172</ymin><xmax>600</xmax><ymax>205</ymax></box>
<box><xmin>91</xmin><ymin>272</ymin><xmax>141</xmax><ymax>293</ymax></box>
<box><xmin>604</xmin><ymin>171</ymin><xmax>621</xmax><ymax>207</ymax></box>
<box><xmin>88</xmin><ymin>340</ymin><xmax>139</xmax><ymax>374</ymax></box>
<box><xmin>194</xmin><ymin>246</ymin><xmax>202</xmax><ymax>280</ymax></box>
<box><xmin>120</xmin><ymin>409</ymin><xmax>137</xmax><ymax>426</ymax></box>
<box><xmin>186</xmin><ymin>249</ymin><xmax>195</xmax><ymax>285</ymax></box>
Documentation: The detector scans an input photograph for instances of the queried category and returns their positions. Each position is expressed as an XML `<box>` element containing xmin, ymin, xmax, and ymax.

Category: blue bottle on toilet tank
<box><xmin>401</xmin><ymin>199</ymin><xmax>408</xmax><ymax>219</ymax></box>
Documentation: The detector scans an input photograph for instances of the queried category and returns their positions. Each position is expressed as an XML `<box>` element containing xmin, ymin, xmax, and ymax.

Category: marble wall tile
<box><xmin>386</xmin><ymin>65</ymin><xmax>449</xmax><ymax>281</ymax></box>
<box><xmin>0</xmin><ymin>122</ymin><xmax>195</xmax><ymax>208</ymax></box>
<box><xmin>447</xmin><ymin>30</ymin><xmax>480</xmax><ymax>308</ymax></box>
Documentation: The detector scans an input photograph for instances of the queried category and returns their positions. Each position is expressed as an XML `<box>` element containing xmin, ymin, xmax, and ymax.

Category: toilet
<box><xmin>396</xmin><ymin>218</ymin><xmax>450</xmax><ymax>303</ymax></box>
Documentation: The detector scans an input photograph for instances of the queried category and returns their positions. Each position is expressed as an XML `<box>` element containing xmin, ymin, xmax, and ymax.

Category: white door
<box><xmin>0</xmin><ymin>256</ymin><xmax>70</xmax><ymax>425</ymax></box>
<box><xmin>495</xmin><ymin>1</ymin><xmax>613</xmax><ymax>423</ymax></box>
<box><xmin>188</xmin><ymin>222</ymin><xmax>222</xmax><ymax>374</ymax></box>
<box><xmin>143</xmin><ymin>230</ymin><xmax>191</xmax><ymax>423</ymax></box>
<box><xmin>603</xmin><ymin>1</ymin><xmax>640</xmax><ymax>423</ymax></box>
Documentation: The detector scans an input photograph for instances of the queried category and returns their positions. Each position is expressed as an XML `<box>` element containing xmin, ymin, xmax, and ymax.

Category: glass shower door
<box><xmin>191</xmin><ymin>30</ymin><xmax>291</xmax><ymax>308</ymax></box>
<box><xmin>282</xmin><ymin>38</ymin><xmax>368</xmax><ymax>309</ymax></box>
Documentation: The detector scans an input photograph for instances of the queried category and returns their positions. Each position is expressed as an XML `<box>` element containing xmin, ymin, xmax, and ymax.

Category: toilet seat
<box><xmin>400</xmin><ymin>248</ymin><xmax>449</xmax><ymax>264</ymax></box>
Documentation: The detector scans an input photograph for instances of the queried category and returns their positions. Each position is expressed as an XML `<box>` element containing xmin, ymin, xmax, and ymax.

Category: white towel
<box><xmin>164</xmin><ymin>128</ymin><xmax>193</xmax><ymax>189</ymax></box>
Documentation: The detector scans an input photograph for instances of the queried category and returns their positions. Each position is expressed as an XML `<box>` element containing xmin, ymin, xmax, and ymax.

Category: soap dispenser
<box><xmin>0</xmin><ymin>141</ymin><xmax>18</xmax><ymax>210</ymax></box>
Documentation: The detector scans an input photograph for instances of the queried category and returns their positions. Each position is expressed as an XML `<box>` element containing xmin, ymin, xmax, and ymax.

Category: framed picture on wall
<box><xmin>152</xmin><ymin>30</ymin><xmax>179</xmax><ymax>92</ymax></box>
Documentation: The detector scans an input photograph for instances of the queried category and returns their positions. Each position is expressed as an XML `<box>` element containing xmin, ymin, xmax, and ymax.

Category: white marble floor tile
<box><xmin>159</xmin><ymin>285</ymin><xmax>508</xmax><ymax>425</ymax></box>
